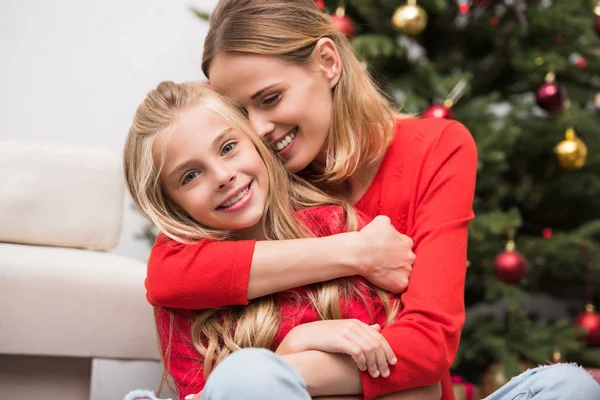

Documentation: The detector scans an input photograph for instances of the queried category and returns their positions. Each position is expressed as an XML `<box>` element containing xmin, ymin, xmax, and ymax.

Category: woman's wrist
<box><xmin>339</xmin><ymin>232</ymin><xmax>368</xmax><ymax>276</ymax></box>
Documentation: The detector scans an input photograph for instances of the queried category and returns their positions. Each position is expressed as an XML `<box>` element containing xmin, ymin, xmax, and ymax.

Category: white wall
<box><xmin>1</xmin><ymin>0</ymin><xmax>220</xmax><ymax>261</ymax></box>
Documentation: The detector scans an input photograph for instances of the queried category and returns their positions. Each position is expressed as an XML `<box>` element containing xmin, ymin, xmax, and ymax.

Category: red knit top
<box><xmin>156</xmin><ymin>205</ymin><xmax>393</xmax><ymax>399</ymax></box>
<box><xmin>148</xmin><ymin>118</ymin><xmax>478</xmax><ymax>400</ymax></box>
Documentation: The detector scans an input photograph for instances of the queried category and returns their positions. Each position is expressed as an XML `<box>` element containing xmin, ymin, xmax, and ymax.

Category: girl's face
<box><xmin>208</xmin><ymin>46</ymin><xmax>339</xmax><ymax>173</ymax></box>
<box><xmin>155</xmin><ymin>104</ymin><xmax>269</xmax><ymax>236</ymax></box>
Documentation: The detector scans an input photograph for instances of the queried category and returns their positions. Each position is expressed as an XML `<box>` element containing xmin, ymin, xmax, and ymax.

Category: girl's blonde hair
<box><xmin>123</xmin><ymin>81</ymin><xmax>400</xmax><ymax>383</ymax></box>
<box><xmin>202</xmin><ymin>0</ymin><xmax>400</xmax><ymax>183</ymax></box>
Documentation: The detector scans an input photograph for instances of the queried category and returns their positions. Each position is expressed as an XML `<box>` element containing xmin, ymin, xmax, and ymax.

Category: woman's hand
<box><xmin>276</xmin><ymin>319</ymin><xmax>396</xmax><ymax>379</ymax></box>
<box><xmin>353</xmin><ymin>215</ymin><xmax>415</xmax><ymax>293</ymax></box>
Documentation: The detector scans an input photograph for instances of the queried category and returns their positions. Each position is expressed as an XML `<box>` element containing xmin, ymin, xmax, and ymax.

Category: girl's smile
<box><xmin>216</xmin><ymin>180</ymin><xmax>254</xmax><ymax>212</ymax></box>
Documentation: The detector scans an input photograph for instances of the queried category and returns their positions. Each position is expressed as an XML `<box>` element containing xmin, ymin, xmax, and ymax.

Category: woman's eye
<box><xmin>182</xmin><ymin>171</ymin><xmax>199</xmax><ymax>185</ymax></box>
<box><xmin>262</xmin><ymin>93</ymin><xmax>281</xmax><ymax>106</ymax></box>
<box><xmin>222</xmin><ymin>142</ymin><xmax>237</xmax><ymax>155</ymax></box>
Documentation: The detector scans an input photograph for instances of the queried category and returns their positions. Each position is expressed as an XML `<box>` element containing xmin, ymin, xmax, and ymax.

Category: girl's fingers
<box><xmin>344</xmin><ymin>330</ymin><xmax>380</xmax><ymax>378</ymax></box>
<box><xmin>357</xmin><ymin>326</ymin><xmax>389</xmax><ymax>378</ymax></box>
<box><xmin>341</xmin><ymin>339</ymin><xmax>367</xmax><ymax>372</ymax></box>
<box><xmin>365</xmin><ymin>324</ymin><xmax>397</xmax><ymax>366</ymax></box>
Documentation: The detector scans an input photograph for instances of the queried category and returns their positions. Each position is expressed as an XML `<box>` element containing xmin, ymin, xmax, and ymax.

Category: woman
<box><xmin>146</xmin><ymin>1</ymin><xmax>600</xmax><ymax>399</ymax></box>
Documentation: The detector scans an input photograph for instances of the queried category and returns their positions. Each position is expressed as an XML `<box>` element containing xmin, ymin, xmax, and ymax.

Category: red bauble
<box><xmin>536</xmin><ymin>82</ymin><xmax>563</xmax><ymax>112</ymax></box>
<box><xmin>494</xmin><ymin>250</ymin><xmax>528</xmax><ymax>284</ymax></box>
<box><xmin>423</xmin><ymin>104</ymin><xmax>454</xmax><ymax>119</ymax></box>
<box><xmin>595</xmin><ymin>15</ymin><xmax>600</xmax><ymax>37</ymax></box>
<box><xmin>575</xmin><ymin>305</ymin><xmax>600</xmax><ymax>346</ymax></box>
<box><xmin>315</xmin><ymin>0</ymin><xmax>325</xmax><ymax>10</ymax></box>
<box><xmin>331</xmin><ymin>14</ymin><xmax>355</xmax><ymax>38</ymax></box>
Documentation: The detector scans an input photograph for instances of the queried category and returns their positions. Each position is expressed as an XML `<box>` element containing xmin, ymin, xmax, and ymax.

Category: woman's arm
<box><xmin>147</xmin><ymin>216</ymin><xmax>415</xmax><ymax>310</ymax></box>
<box><xmin>360</xmin><ymin>121</ymin><xmax>477</xmax><ymax>399</ymax></box>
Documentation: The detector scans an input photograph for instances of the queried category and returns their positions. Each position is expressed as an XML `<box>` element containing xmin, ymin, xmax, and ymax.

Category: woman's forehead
<box><xmin>209</xmin><ymin>53</ymin><xmax>300</xmax><ymax>101</ymax></box>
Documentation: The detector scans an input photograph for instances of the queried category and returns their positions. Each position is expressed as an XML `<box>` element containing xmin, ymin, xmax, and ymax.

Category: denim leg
<box><xmin>203</xmin><ymin>348</ymin><xmax>312</xmax><ymax>400</ymax></box>
<box><xmin>484</xmin><ymin>363</ymin><xmax>600</xmax><ymax>400</ymax></box>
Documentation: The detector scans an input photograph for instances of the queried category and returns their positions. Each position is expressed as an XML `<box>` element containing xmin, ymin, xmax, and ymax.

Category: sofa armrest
<box><xmin>0</xmin><ymin>141</ymin><xmax>124</xmax><ymax>251</ymax></box>
<box><xmin>0</xmin><ymin>243</ymin><xmax>159</xmax><ymax>360</ymax></box>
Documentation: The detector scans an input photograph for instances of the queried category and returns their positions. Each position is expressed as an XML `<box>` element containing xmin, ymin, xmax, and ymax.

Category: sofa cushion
<box><xmin>0</xmin><ymin>141</ymin><xmax>124</xmax><ymax>251</ymax></box>
<box><xmin>0</xmin><ymin>243</ymin><xmax>159</xmax><ymax>360</ymax></box>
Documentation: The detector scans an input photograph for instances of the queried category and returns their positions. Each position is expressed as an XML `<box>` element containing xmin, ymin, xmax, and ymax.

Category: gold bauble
<box><xmin>594</xmin><ymin>92</ymin><xmax>600</xmax><ymax>109</ymax></box>
<box><xmin>392</xmin><ymin>1</ymin><xmax>428</xmax><ymax>35</ymax></box>
<box><xmin>554</xmin><ymin>127</ymin><xmax>588</xmax><ymax>170</ymax></box>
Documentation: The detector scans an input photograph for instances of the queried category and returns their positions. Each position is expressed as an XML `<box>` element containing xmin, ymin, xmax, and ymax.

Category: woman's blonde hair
<box><xmin>202</xmin><ymin>0</ymin><xmax>401</xmax><ymax>183</ymax></box>
<box><xmin>123</xmin><ymin>81</ymin><xmax>400</xmax><ymax>383</ymax></box>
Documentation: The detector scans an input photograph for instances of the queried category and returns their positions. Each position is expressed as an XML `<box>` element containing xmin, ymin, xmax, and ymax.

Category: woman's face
<box><xmin>208</xmin><ymin>49</ymin><xmax>338</xmax><ymax>173</ymax></box>
<box><xmin>155</xmin><ymin>104</ymin><xmax>269</xmax><ymax>236</ymax></box>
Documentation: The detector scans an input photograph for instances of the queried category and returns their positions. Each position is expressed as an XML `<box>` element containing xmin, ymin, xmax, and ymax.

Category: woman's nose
<box><xmin>248</xmin><ymin>110</ymin><xmax>275</xmax><ymax>138</ymax></box>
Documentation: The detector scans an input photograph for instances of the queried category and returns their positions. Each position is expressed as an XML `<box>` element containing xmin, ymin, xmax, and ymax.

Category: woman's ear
<box><xmin>314</xmin><ymin>38</ymin><xmax>342</xmax><ymax>89</ymax></box>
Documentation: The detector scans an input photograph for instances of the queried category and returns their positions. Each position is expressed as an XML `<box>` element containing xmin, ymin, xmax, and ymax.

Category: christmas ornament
<box><xmin>594</xmin><ymin>92</ymin><xmax>600</xmax><ymax>108</ymax></box>
<box><xmin>331</xmin><ymin>6</ymin><xmax>355</xmax><ymax>38</ymax></box>
<box><xmin>422</xmin><ymin>78</ymin><xmax>467</xmax><ymax>119</ymax></box>
<box><xmin>494</xmin><ymin>240</ymin><xmax>528</xmax><ymax>284</ymax></box>
<box><xmin>551</xmin><ymin>349</ymin><xmax>563</xmax><ymax>364</ymax></box>
<box><xmin>542</xmin><ymin>228</ymin><xmax>553</xmax><ymax>239</ymax></box>
<box><xmin>575</xmin><ymin>304</ymin><xmax>600</xmax><ymax>346</ymax></box>
<box><xmin>423</xmin><ymin>103</ymin><xmax>454</xmax><ymax>119</ymax></box>
<box><xmin>569</xmin><ymin>53</ymin><xmax>587</xmax><ymax>69</ymax></box>
<box><xmin>315</xmin><ymin>0</ymin><xmax>325</xmax><ymax>11</ymax></box>
<box><xmin>554</xmin><ymin>127</ymin><xmax>588</xmax><ymax>170</ymax></box>
<box><xmin>457</xmin><ymin>0</ymin><xmax>471</xmax><ymax>14</ymax></box>
<box><xmin>392</xmin><ymin>0</ymin><xmax>428</xmax><ymax>35</ymax></box>
<box><xmin>594</xmin><ymin>3</ymin><xmax>600</xmax><ymax>37</ymax></box>
<box><xmin>536</xmin><ymin>72</ymin><xmax>563</xmax><ymax>112</ymax></box>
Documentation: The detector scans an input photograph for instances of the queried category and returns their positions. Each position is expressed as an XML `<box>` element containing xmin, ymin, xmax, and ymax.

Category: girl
<box><xmin>124</xmin><ymin>81</ymin><xmax>438</xmax><ymax>400</ymax></box>
<box><xmin>145</xmin><ymin>1</ymin><xmax>600</xmax><ymax>400</ymax></box>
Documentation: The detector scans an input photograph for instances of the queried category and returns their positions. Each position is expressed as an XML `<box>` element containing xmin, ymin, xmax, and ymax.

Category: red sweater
<box><xmin>147</xmin><ymin>118</ymin><xmax>477</xmax><ymax>400</ymax></box>
<box><xmin>156</xmin><ymin>205</ymin><xmax>392</xmax><ymax>399</ymax></box>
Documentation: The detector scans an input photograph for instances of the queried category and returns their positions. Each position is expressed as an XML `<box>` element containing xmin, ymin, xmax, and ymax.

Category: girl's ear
<box><xmin>313</xmin><ymin>38</ymin><xmax>342</xmax><ymax>89</ymax></box>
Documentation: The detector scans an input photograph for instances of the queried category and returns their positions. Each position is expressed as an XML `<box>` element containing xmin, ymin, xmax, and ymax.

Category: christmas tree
<box><xmin>186</xmin><ymin>0</ymin><xmax>600</xmax><ymax>395</ymax></box>
<box><xmin>306</xmin><ymin>0</ymin><xmax>600</xmax><ymax>395</ymax></box>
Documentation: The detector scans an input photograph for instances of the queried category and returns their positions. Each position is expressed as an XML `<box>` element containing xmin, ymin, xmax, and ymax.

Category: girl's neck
<box><xmin>234</xmin><ymin>222</ymin><xmax>266</xmax><ymax>241</ymax></box>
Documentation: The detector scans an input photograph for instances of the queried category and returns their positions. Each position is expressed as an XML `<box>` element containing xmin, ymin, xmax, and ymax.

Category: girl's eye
<box><xmin>181</xmin><ymin>171</ymin><xmax>199</xmax><ymax>185</ymax></box>
<box><xmin>222</xmin><ymin>142</ymin><xmax>237</xmax><ymax>155</ymax></box>
<box><xmin>262</xmin><ymin>93</ymin><xmax>281</xmax><ymax>106</ymax></box>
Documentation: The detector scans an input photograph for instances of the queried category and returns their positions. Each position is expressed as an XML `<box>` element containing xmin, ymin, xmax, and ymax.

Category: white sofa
<box><xmin>0</xmin><ymin>141</ymin><xmax>171</xmax><ymax>399</ymax></box>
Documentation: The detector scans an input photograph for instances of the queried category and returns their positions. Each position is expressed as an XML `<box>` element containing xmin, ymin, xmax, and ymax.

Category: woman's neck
<box><xmin>313</xmin><ymin>155</ymin><xmax>384</xmax><ymax>204</ymax></box>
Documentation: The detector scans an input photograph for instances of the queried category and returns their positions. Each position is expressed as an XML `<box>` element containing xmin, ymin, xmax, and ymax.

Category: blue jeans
<box><xmin>203</xmin><ymin>348</ymin><xmax>600</xmax><ymax>400</ymax></box>
<box><xmin>483</xmin><ymin>362</ymin><xmax>600</xmax><ymax>400</ymax></box>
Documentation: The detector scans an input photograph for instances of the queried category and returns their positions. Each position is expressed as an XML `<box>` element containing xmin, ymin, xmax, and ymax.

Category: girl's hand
<box><xmin>354</xmin><ymin>216</ymin><xmax>415</xmax><ymax>293</ymax></box>
<box><xmin>276</xmin><ymin>320</ymin><xmax>396</xmax><ymax>379</ymax></box>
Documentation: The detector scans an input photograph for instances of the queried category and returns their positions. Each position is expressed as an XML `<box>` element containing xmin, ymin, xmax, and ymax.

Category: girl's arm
<box><xmin>282</xmin><ymin>351</ymin><xmax>440</xmax><ymax>399</ymax></box>
<box><xmin>147</xmin><ymin>216</ymin><xmax>415</xmax><ymax>310</ymax></box>
<box><xmin>360</xmin><ymin>121</ymin><xmax>477</xmax><ymax>399</ymax></box>
<box><xmin>276</xmin><ymin>321</ymin><xmax>440</xmax><ymax>400</ymax></box>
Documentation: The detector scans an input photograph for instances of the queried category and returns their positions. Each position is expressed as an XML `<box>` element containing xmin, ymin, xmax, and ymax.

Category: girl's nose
<box><xmin>215</xmin><ymin>166</ymin><xmax>236</xmax><ymax>190</ymax></box>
